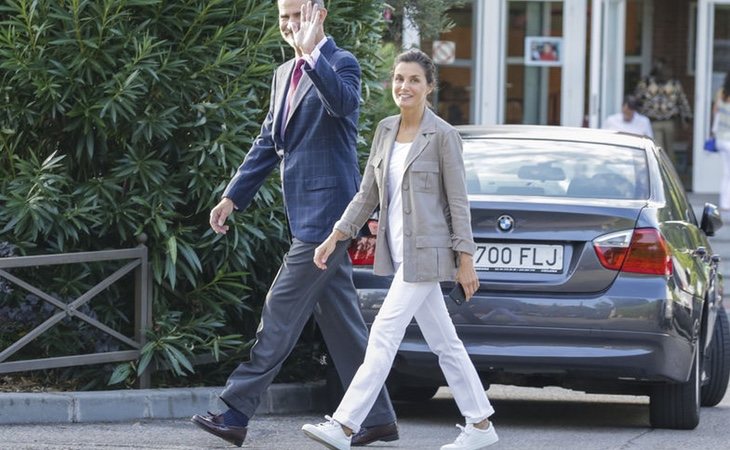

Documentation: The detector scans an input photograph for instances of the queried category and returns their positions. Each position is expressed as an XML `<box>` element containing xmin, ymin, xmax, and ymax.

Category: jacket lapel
<box><xmin>378</xmin><ymin>116</ymin><xmax>400</xmax><ymax>209</ymax></box>
<box><xmin>403</xmin><ymin>108</ymin><xmax>438</xmax><ymax>170</ymax></box>
<box><xmin>273</xmin><ymin>59</ymin><xmax>295</xmax><ymax>139</ymax></box>
<box><xmin>285</xmin><ymin>74</ymin><xmax>313</xmax><ymax>128</ymax></box>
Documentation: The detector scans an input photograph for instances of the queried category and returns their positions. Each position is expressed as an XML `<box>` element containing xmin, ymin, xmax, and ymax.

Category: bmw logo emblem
<box><xmin>497</xmin><ymin>215</ymin><xmax>515</xmax><ymax>232</ymax></box>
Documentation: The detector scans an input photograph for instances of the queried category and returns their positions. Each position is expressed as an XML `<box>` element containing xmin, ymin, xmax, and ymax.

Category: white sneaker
<box><xmin>301</xmin><ymin>415</ymin><xmax>352</xmax><ymax>450</ymax></box>
<box><xmin>440</xmin><ymin>422</ymin><xmax>499</xmax><ymax>450</ymax></box>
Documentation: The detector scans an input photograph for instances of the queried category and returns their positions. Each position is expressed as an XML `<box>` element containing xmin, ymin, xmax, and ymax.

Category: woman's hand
<box><xmin>313</xmin><ymin>230</ymin><xmax>347</xmax><ymax>270</ymax></box>
<box><xmin>456</xmin><ymin>253</ymin><xmax>480</xmax><ymax>301</ymax></box>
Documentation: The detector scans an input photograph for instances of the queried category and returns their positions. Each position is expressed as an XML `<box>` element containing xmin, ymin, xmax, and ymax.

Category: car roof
<box><xmin>456</xmin><ymin>124</ymin><xmax>654</xmax><ymax>149</ymax></box>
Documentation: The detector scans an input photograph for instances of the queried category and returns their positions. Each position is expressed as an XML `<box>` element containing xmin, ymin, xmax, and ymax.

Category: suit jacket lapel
<box><xmin>403</xmin><ymin>108</ymin><xmax>438</xmax><ymax>170</ymax></box>
<box><xmin>273</xmin><ymin>59</ymin><xmax>295</xmax><ymax>140</ymax></box>
<box><xmin>285</xmin><ymin>74</ymin><xmax>313</xmax><ymax>129</ymax></box>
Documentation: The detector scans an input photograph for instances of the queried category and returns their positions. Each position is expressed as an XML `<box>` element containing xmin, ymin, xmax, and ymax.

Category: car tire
<box><xmin>649</xmin><ymin>343</ymin><xmax>700</xmax><ymax>429</ymax></box>
<box><xmin>388</xmin><ymin>384</ymin><xmax>439</xmax><ymax>402</ymax></box>
<box><xmin>701</xmin><ymin>308</ymin><xmax>730</xmax><ymax>407</ymax></box>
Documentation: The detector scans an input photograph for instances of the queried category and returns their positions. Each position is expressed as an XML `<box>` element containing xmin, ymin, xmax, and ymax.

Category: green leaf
<box><xmin>166</xmin><ymin>235</ymin><xmax>177</xmax><ymax>264</ymax></box>
<box><xmin>108</xmin><ymin>363</ymin><xmax>133</xmax><ymax>385</ymax></box>
<box><xmin>137</xmin><ymin>343</ymin><xmax>156</xmax><ymax>375</ymax></box>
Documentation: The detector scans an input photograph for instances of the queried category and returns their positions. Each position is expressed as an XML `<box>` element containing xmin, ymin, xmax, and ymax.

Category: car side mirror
<box><xmin>700</xmin><ymin>202</ymin><xmax>723</xmax><ymax>236</ymax></box>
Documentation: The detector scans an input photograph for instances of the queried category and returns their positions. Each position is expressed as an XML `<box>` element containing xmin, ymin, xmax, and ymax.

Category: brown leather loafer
<box><xmin>191</xmin><ymin>412</ymin><xmax>247</xmax><ymax>447</ymax></box>
<box><xmin>351</xmin><ymin>421</ymin><xmax>399</xmax><ymax>446</ymax></box>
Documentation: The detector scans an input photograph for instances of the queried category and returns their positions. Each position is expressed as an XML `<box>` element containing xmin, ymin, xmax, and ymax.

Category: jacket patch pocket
<box><xmin>410</xmin><ymin>160</ymin><xmax>440</xmax><ymax>192</ymax></box>
<box><xmin>370</xmin><ymin>155</ymin><xmax>384</xmax><ymax>186</ymax></box>
<box><xmin>370</xmin><ymin>155</ymin><xmax>383</xmax><ymax>171</ymax></box>
<box><xmin>415</xmin><ymin>235</ymin><xmax>452</xmax><ymax>248</ymax></box>
<box><xmin>305</xmin><ymin>176</ymin><xmax>338</xmax><ymax>191</ymax></box>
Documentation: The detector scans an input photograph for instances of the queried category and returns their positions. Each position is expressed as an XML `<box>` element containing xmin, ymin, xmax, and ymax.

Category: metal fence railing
<box><xmin>0</xmin><ymin>246</ymin><xmax>152</xmax><ymax>388</ymax></box>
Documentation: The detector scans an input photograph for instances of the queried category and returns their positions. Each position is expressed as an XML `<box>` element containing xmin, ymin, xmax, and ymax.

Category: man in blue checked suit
<box><xmin>191</xmin><ymin>0</ymin><xmax>397</xmax><ymax>447</ymax></box>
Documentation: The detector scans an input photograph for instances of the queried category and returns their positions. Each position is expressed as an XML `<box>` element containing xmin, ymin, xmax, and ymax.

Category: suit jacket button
<box><xmin>405</xmin><ymin>230</ymin><xmax>412</xmax><ymax>236</ymax></box>
<box><xmin>403</xmin><ymin>183</ymin><xmax>409</xmax><ymax>191</ymax></box>
<box><xmin>404</xmin><ymin>208</ymin><xmax>411</xmax><ymax>214</ymax></box>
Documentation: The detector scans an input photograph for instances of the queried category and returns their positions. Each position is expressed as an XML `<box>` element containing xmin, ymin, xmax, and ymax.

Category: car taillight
<box><xmin>593</xmin><ymin>228</ymin><xmax>673</xmax><ymax>275</ymax></box>
<box><xmin>348</xmin><ymin>219</ymin><xmax>378</xmax><ymax>266</ymax></box>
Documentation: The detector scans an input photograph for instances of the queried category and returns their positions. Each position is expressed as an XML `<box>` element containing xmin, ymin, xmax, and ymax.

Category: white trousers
<box><xmin>718</xmin><ymin>138</ymin><xmax>730</xmax><ymax>210</ymax></box>
<box><xmin>332</xmin><ymin>264</ymin><xmax>494</xmax><ymax>433</ymax></box>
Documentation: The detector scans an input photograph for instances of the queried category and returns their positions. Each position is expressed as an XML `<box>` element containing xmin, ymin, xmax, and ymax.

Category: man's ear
<box><xmin>318</xmin><ymin>7</ymin><xmax>328</xmax><ymax>22</ymax></box>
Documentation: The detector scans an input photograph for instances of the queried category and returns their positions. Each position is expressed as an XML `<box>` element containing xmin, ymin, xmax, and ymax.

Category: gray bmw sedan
<box><xmin>346</xmin><ymin>125</ymin><xmax>729</xmax><ymax>430</ymax></box>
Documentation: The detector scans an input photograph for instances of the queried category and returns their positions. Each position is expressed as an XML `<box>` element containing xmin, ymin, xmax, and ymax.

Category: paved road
<box><xmin>2</xmin><ymin>384</ymin><xmax>729</xmax><ymax>450</ymax></box>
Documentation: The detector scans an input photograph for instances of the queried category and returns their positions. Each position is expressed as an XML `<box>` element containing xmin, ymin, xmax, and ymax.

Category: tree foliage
<box><xmin>0</xmin><ymin>0</ymin><xmax>388</xmax><ymax>386</ymax></box>
<box><xmin>385</xmin><ymin>0</ymin><xmax>465</xmax><ymax>43</ymax></box>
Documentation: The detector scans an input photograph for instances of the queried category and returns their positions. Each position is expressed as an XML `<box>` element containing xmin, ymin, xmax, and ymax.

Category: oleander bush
<box><xmin>0</xmin><ymin>0</ymin><xmax>388</xmax><ymax>388</ymax></box>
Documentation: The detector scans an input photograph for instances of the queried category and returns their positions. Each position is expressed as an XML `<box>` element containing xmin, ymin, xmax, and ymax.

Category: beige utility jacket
<box><xmin>335</xmin><ymin>108</ymin><xmax>476</xmax><ymax>282</ymax></box>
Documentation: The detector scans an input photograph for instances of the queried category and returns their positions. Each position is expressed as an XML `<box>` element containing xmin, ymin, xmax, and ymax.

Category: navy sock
<box><xmin>221</xmin><ymin>408</ymin><xmax>248</xmax><ymax>427</ymax></box>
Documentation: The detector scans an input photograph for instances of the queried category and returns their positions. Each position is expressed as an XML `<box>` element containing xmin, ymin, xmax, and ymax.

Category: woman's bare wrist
<box><xmin>332</xmin><ymin>229</ymin><xmax>348</xmax><ymax>241</ymax></box>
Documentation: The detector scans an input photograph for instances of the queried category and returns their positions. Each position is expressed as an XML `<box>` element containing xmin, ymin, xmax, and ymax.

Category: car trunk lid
<box><xmin>469</xmin><ymin>197</ymin><xmax>647</xmax><ymax>293</ymax></box>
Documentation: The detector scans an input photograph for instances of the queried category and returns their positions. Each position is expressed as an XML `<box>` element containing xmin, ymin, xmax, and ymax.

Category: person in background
<box><xmin>602</xmin><ymin>95</ymin><xmax>654</xmax><ymax>138</ymax></box>
<box><xmin>301</xmin><ymin>49</ymin><xmax>497</xmax><ymax>450</ymax></box>
<box><xmin>190</xmin><ymin>0</ymin><xmax>397</xmax><ymax>447</ymax></box>
<box><xmin>634</xmin><ymin>58</ymin><xmax>692</xmax><ymax>163</ymax></box>
<box><xmin>713</xmin><ymin>72</ymin><xmax>730</xmax><ymax>211</ymax></box>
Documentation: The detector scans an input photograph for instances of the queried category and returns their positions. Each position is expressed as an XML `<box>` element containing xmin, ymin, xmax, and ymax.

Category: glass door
<box><xmin>588</xmin><ymin>0</ymin><xmax>626</xmax><ymax>128</ymax></box>
<box><xmin>504</xmin><ymin>1</ymin><xmax>564</xmax><ymax>125</ymax></box>
<box><xmin>693</xmin><ymin>1</ymin><xmax>730</xmax><ymax>193</ymax></box>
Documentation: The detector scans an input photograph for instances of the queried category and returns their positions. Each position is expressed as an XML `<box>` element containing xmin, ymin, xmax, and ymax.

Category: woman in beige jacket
<box><xmin>301</xmin><ymin>49</ymin><xmax>497</xmax><ymax>450</ymax></box>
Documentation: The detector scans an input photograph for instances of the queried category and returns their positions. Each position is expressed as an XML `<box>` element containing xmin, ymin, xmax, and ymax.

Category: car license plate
<box><xmin>474</xmin><ymin>243</ymin><xmax>563</xmax><ymax>273</ymax></box>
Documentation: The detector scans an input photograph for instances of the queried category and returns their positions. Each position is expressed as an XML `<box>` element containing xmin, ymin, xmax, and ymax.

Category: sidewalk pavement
<box><xmin>0</xmin><ymin>193</ymin><xmax>727</xmax><ymax>426</ymax></box>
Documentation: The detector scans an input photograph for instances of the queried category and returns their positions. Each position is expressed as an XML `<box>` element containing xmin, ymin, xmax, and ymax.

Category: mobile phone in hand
<box><xmin>448</xmin><ymin>283</ymin><xmax>466</xmax><ymax>305</ymax></box>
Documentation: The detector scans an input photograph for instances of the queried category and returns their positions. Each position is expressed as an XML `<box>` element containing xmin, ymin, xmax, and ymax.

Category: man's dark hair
<box><xmin>723</xmin><ymin>72</ymin><xmax>730</xmax><ymax>101</ymax></box>
<box><xmin>623</xmin><ymin>95</ymin><xmax>640</xmax><ymax>111</ymax></box>
<box><xmin>650</xmin><ymin>58</ymin><xmax>671</xmax><ymax>83</ymax></box>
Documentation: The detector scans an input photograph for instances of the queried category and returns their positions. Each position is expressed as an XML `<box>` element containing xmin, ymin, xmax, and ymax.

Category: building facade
<box><xmin>420</xmin><ymin>0</ymin><xmax>730</xmax><ymax>192</ymax></box>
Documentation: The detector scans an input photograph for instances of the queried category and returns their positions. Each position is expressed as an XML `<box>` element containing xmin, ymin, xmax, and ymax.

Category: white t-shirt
<box><xmin>603</xmin><ymin>112</ymin><xmax>654</xmax><ymax>138</ymax></box>
<box><xmin>387</xmin><ymin>141</ymin><xmax>411</xmax><ymax>263</ymax></box>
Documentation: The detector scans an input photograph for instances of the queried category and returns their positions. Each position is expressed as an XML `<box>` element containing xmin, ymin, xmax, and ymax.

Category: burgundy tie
<box><xmin>290</xmin><ymin>58</ymin><xmax>305</xmax><ymax>94</ymax></box>
<box><xmin>285</xmin><ymin>59</ymin><xmax>306</xmax><ymax>125</ymax></box>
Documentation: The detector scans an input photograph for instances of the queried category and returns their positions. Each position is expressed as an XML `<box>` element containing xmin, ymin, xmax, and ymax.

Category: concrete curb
<box><xmin>0</xmin><ymin>382</ymin><xmax>327</xmax><ymax>425</ymax></box>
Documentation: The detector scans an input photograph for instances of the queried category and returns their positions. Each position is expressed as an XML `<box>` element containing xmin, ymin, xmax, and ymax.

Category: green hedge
<box><xmin>0</xmin><ymin>0</ymin><xmax>388</xmax><ymax>387</ymax></box>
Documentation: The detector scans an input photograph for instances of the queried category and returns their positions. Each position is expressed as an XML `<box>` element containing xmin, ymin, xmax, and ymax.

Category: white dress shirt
<box><xmin>603</xmin><ymin>112</ymin><xmax>654</xmax><ymax>138</ymax></box>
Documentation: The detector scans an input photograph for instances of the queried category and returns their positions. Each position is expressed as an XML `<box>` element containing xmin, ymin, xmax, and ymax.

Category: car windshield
<box><xmin>462</xmin><ymin>138</ymin><xmax>650</xmax><ymax>200</ymax></box>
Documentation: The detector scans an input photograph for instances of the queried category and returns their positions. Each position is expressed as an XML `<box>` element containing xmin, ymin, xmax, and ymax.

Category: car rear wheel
<box><xmin>649</xmin><ymin>344</ymin><xmax>700</xmax><ymax>429</ymax></box>
<box><xmin>701</xmin><ymin>308</ymin><xmax>730</xmax><ymax>406</ymax></box>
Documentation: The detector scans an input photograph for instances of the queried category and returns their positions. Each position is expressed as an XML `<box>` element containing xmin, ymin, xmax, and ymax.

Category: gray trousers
<box><xmin>651</xmin><ymin>119</ymin><xmax>677</xmax><ymax>164</ymax></box>
<box><xmin>220</xmin><ymin>238</ymin><xmax>396</xmax><ymax>427</ymax></box>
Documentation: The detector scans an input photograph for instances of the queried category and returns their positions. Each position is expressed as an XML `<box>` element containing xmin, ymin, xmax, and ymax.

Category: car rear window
<box><xmin>462</xmin><ymin>138</ymin><xmax>650</xmax><ymax>200</ymax></box>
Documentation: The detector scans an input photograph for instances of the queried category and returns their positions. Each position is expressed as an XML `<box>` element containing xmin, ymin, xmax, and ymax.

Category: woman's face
<box><xmin>392</xmin><ymin>62</ymin><xmax>433</xmax><ymax>112</ymax></box>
